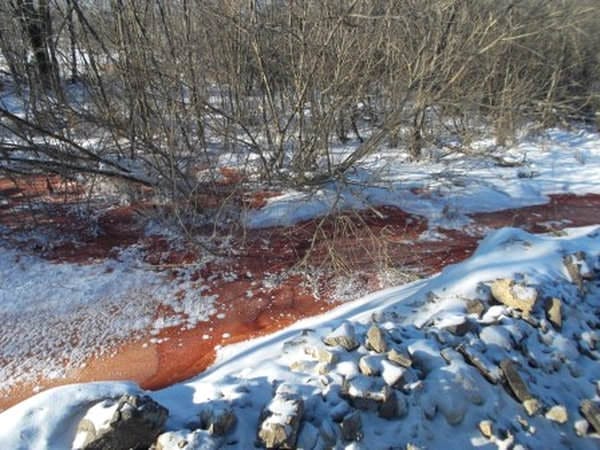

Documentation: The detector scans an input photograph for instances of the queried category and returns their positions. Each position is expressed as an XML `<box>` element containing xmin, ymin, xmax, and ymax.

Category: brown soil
<box><xmin>2</xmin><ymin>175</ymin><xmax>600</xmax><ymax>411</ymax></box>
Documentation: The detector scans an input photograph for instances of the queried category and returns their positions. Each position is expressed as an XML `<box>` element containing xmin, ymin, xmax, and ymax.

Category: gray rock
<box><xmin>304</xmin><ymin>344</ymin><xmax>338</xmax><ymax>364</ymax></box>
<box><xmin>499</xmin><ymin>360</ymin><xmax>533</xmax><ymax>403</ymax></box>
<box><xmin>75</xmin><ymin>394</ymin><xmax>169</xmax><ymax>450</ymax></box>
<box><xmin>359</xmin><ymin>354</ymin><xmax>383</xmax><ymax>376</ymax></box>
<box><xmin>341</xmin><ymin>375</ymin><xmax>398</xmax><ymax>419</ymax></box>
<box><xmin>395</xmin><ymin>394</ymin><xmax>408</xmax><ymax>419</ymax></box>
<box><xmin>323</xmin><ymin>322</ymin><xmax>360</xmax><ymax>351</ymax></box>
<box><xmin>258</xmin><ymin>390</ymin><xmax>304</xmax><ymax>449</ymax></box>
<box><xmin>330</xmin><ymin>401</ymin><xmax>352</xmax><ymax>422</ymax></box>
<box><xmin>456</xmin><ymin>344</ymin><xmax>502</xmax><ymax>384</ymax></box>
<box><xmin>466</xmin><ymin>299</ymin><xmax>486</xmax><ymax>317</ymax></box>
<box><xmin>340</xmin><ymin>411</ymin><xmax>363</xmax><ymax>442</ymax></box>
<box><xmin>289</xmin><ymin>360</ymin><xmax>314</xmax><ymax>373</ymax></box>
<box><xmin>490</xmin><ymin>279</ymin><xmax>538</xmax><ymax>315</ymax></box>
<box><xmin>544</xmin><ymin>297</ymin><xmax>562</xmax><ymax>330</ymax></box>
<box><xmin>387</xmin><ymin>349</ymin><xmax>412</xmax><ymax>368</ymax></box>
<box><xmin>580</xmin><ymin>399</ymin><xmax>600</xmax><ymax>433</ymax></box>
<box><xmin>563</xmin><ymin>252</ymin><xmax>592</xmax><ymax>290</ymax></box>
<box><xmin>381</xmin><ymin>360</ymin><xmax>407</xmax><ymax>388</ymax></box>
<box><xmin>378</xmin><ymin>390</ymin><xmax>399</xmax><ymax>420</ymax></box>
<box><xmin>366</xmin><ymin>324</ymin><xmax>388</xmax><ymax>353</ymax></box>
<box><xmin>440</xmin><ymin>347</ymin><xmax>463</xmax><ymax>364</ymax></box>
<box><xmin>407</xmin><ymin>339</ymin><xmax>444</xmax><ymax>375</ymax></box>
<box><xmin>318</xmin><ymin>419</ymin><xmax>338</xmax><ymax>448</ymax></box>
<box><xmin>198</xmin><ymin>402</ymin><xmax>236</xmax><ymax>436</ymax></box>
<box><xmin>439</xmin><ymin>316</ymin><xmax>471</xmax><ymax>336</ymax></box>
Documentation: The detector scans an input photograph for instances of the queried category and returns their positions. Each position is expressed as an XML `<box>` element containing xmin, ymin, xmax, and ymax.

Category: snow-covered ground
<box><xmin>248</xmin><ymin>128</ymin><xmax>600</xmax><ymax>231</ymax></box>
<box><xmin>1</xmin><ymin>225</ymin><xmax>599</xmax><ymax>449</ymax></box>
<box><xmin>1</xmin><ymin>126</ymin><xmax>600</xmax><ymax>449</ymax></box>
<box><xmin>0</xmin><ymin>245</ymin><xmax>217</xmax><ymax>393</ymax></box>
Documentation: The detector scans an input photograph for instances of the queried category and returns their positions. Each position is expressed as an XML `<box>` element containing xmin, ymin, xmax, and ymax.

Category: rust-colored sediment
<box><xmin>3</xmin><ymin>175</ymin><xmax>600</xmax><ymax>412</ymax></box>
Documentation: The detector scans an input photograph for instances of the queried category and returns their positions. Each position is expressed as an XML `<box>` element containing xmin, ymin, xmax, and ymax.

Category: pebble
<box><xmin>545</xmin><ymin>405</ymin><xmax>568</xmax><ymax>424</ymax></box>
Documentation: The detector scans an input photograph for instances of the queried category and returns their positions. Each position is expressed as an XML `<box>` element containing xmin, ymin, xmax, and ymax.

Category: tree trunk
<box><xmin>16</xmin><ymin>0</ymin><xmax>59</xmax><ymax>91</ymax></box>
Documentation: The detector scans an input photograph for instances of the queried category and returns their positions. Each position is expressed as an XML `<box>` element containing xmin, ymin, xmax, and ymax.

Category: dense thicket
<box><xmin>1</xmin><ymin>0</ymin><xmax>599</xmax><ymax>198</ymax></box>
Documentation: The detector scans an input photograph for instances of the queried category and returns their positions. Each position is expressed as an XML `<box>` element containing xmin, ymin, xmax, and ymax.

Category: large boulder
<box><xmin>73</xmin><ymin>394</ymin><xmax>169</xmax><ymax>450</ymax></box>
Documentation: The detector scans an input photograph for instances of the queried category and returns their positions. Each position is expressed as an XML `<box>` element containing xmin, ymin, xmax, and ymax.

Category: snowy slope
<box><xmin>1</xmin><ymin>225</ymin><xmax>599</xmax><ymax>449</ymax></box>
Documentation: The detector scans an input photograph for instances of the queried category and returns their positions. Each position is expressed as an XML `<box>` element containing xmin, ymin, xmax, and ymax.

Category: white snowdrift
<box><xmin>247</xmin><ymin>128</ymin><xmax>600</xmax><ymax>229</ymax></box>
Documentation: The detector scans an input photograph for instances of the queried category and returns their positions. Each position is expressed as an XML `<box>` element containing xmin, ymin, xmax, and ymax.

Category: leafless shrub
<box><xmin>0</xmin><ymin>0</ymin><xmax>599</xmax><ymax>267</ymax></box>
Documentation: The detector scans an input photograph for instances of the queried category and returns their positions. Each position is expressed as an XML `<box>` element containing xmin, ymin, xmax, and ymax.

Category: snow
<box><xmin>247</xmin><ymin>128</ymin><xmax>600</xmax><ymax>230</ymax></box>
<box><xmin>0</xmin><ymin>382</ymin><xmax>139</xmax><ymax>450</ymax></box>
<box><xmin>1</xmin><ymin>225</ymin><xmax>599</xmax><ymax>448</ymax></box>
<box><xmin>1</xmin><ymin>126</ymin><xmax>600</xmax><ymax>448</ymax></box>
<box><xmin>0</xmin><ymin>245</ymin><xmax>217</xmax><ymax>393</ymax></box>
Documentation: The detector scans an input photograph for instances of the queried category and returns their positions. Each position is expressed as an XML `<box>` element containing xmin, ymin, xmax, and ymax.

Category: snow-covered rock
<box><xmin>422</xmin><ymin>361</ymin><xmax>486</xmax><ymax>426</ymax></box>
<box><xmin>5</xmin><ymin>225</ymin><xmax>600</xmax><ymax>450</ymax></box>
<box><xmin>387</xmin><ymin>348</ymin><xmax>412</xmax><ymax>368</ymax></box>
<box><xmin>323</xmin><ymin>322</ymin><xmax>360</xmax><ymax>351</ymax></box>
<box><xmin>365</xmin><ymin>324</ymin><xmax>387</xmax><ymax>353</ymax></box>
<box><xmin>73</xmin><ymin>394</ymin><xmax>168</xmax><ymax>450</ymax></box>
<box><xmin>341</xmin><ymin>375</ymin><xmax>398</xmax><ymax>419</ymax></box>
<box><xmin>155</xmin><ymin>430</ymin><xmax>217</xmax><ymax>450</ymax></box>
<box><xmin>258</xmin><ymin>387</ymin><xmax>304</xmax><ymax>450</ymax></box>
<box><xmin>198</xmin><ymin>401</ymin><xmax>236</xmax><ymax>436</ymax></box>
<box><xmin>490</xmin><ymin>279</ymin><xmax>538</xmax><ymax>315</ymax></box>
<box><xmin>381</xmin><ymin>360</ymin><xmax>406</xmax><ymax>387</ymax></box>
<box><xmin>358</xmin><ymin>354</ymin><xmax>384</xmax><ymax>376</ymax></box>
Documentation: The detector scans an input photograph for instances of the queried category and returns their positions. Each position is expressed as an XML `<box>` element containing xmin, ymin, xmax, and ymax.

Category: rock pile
<box><xmin>71</xmin><ymin>250</ymin><xmax>600</xmax><ymax>449</ymax></box>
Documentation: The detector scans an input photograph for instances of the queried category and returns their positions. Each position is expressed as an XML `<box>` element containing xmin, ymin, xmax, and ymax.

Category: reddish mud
<box><xmin>3</xmin><ymin>175</ymin><xmax>600</xmax><ymax>411</ymax></box>
<box><xmin>471</xmin><ymin>193</ymin><xmax>600</xmax><ymax>232</ymax></box>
